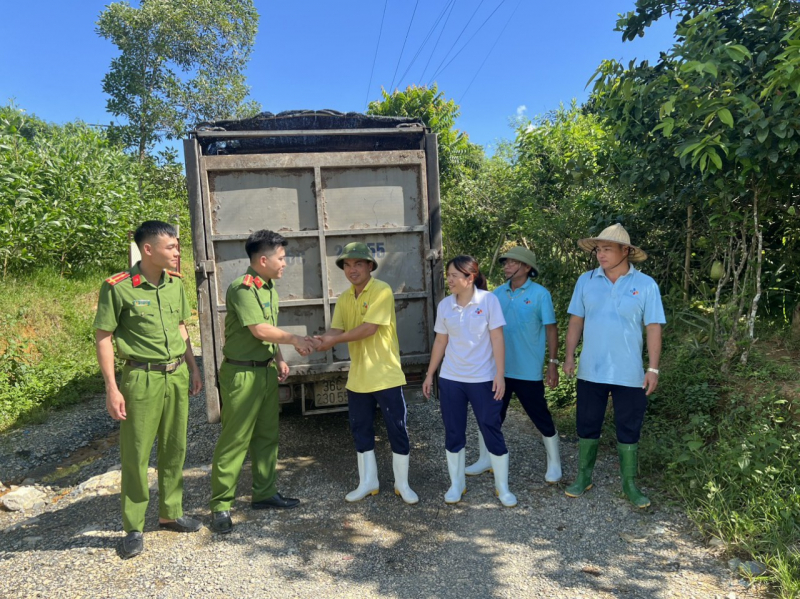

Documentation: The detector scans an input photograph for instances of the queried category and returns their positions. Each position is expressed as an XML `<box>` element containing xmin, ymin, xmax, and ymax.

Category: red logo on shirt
<box><xmin>631</xmin><ymin>288</ymin><xmax>639</xmax><ymax>296</ymax></box>
<box><xmin>475</xmin><ymin>308</ymin><xmax>483</xmax><ymax>315</ymax></box>
<box><xmin>524</xmin><ymin>299</ymin><xmax>532</xmax><ymax>304</ymax></box>
<box><xmin>362</xmin><ymin>301</ymin><xmax>369</xmax><ymax>309</ymax></box>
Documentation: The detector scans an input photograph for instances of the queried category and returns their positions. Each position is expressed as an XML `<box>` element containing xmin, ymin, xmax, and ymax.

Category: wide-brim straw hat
<box><xmin>577</xmin><ymin>223</ymin><xmax>648</xmax><ymax>263</ymax></box>
<box><xmin>499</xmin><ymin>246</ymin><xmax>539</xmax><ymax>277</ymax></box>
<box><xmin>335</xmin><ymin>241</ymin><xmax>378</xmax><ymax>270</ymax></box>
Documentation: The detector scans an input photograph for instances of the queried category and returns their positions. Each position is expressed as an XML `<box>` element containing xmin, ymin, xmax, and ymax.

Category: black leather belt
<box><xmin>224</xmin><ymin>358</ymin><xmax>274</xmax><ymax>367</ymax></box>
<box><xmin>126</xmin><ymin>355</ymin><xmax>185</xmax><ymax>373</ymax></box>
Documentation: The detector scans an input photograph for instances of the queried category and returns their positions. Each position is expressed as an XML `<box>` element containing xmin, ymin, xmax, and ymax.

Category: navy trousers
<box><xmin>347</xmin><ymin>386</ymin><xmax>410</xmax><ymax>455</ymax></box>
<box><xmin>439</xmin><ymin>377</ymin><xmax>508</xmax><ymax>456</ymax></box>
<box><xmin>500</xmin><ymin>378</ymin><xmax>557</xmax><ymax>437</ymax></box>
<box><xmin>576</xmin><ymin>379</ymin><xmax>648</xmax><ymax>444</ymax></box>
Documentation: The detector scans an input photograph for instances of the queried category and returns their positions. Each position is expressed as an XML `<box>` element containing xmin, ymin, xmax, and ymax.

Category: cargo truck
<box><xmin>183</xmin><ymin>110</ymin><xmax>445</xmax><ymax>422</ymax></box>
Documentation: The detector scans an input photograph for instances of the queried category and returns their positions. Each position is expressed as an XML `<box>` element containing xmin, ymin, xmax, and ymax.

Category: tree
<box><xmin>96</xmin><ymin>0</ymin><xmax>260</xmax><ymax>160</ymax></box>
<box><xmin>367</xmin><ymin>85</ymin><xmax>483</xmax><ymax>190</ymax></box>
<box><xmin>0</xmin><ymin>104</ymin><xmax>190</xmax><ymax>275</ymax></box>
<box><xmin>590</xmin><ymin>0</ymin><xmax>800</xmax><ymax>365</ymax></box>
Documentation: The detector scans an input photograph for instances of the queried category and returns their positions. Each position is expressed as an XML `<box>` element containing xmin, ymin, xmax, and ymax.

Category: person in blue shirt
<box><xmin>562</xmin><ymin>224</ymin><xmax>666</xmax><ymax>508</ymax></box>
<box><xmin>465</xmin><ymin>246</ymin><xmax>562</xmax><ymax>484</ymax></box>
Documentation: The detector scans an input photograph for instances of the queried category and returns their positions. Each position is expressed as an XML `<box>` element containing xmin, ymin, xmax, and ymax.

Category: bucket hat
<box><xmin>335</xmin><ymin>242</ymin><xmax>378</xmax><ymax>271</ymax></box>
<box><xmin>499</xmin><ymin>246</ymin><xmax>539</xmax><ymax>277</ymax></box>
<box><xmin>577</xmin><ymin>224</ymin><xmax>647</xmax><ymax>263</ymax></box>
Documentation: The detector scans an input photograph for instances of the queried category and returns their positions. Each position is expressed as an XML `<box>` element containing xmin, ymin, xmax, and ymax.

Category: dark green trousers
<box><xmin>119</xmin><ymin>362</ymin><xmax>189</xmax><ymax>533</ymax></box>
<box><xmin>210</xmin><ymin>361</ymin><xmax>279</xmax><ymax>512</ymax></box>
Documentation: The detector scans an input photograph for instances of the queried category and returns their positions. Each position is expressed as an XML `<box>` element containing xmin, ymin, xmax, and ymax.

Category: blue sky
<box><xmin>1</xmin><ymin>1</ymin><xmax>675</xmax><ymax>151</ymax></box>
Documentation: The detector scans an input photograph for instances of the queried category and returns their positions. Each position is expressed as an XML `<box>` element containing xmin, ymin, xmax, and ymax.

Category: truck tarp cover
<box><xmin>195</xmin><ymin>110</ymin><xmax>426</xmax><ymax>156</ymax></box>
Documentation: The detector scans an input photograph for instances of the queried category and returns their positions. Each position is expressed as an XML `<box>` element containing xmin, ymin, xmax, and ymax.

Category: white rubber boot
<box><xmin>392</xmin><ymin>453</ymin><xmax>419</xmax><ymax>505</ymax></box>
<box><xmin>490</xmin><ymin>452</ymin><xmax>517</xmax><ymax>507</ymax></box>
<box><xmin>345</xmin><ymin>450</ymin><xmax>379</xmax><ymax>502</ymax></box>
<box><xmin>542</xmin><ymin>432</ymin><xmax>562</xmax><ymax>484</ymax></box>
<box><xmin>444</xmin><ymin>449</ymin><xmax>466</xmax><ymax>504</ymax></box>
<box><xmin>465</xmin><ymin>430</ymin><xmax>493</xmax><ymax>476</ymax></box>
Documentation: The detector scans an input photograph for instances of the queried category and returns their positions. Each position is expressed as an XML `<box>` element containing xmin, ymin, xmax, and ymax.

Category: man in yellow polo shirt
<box><xmin>316</xmin><ymin>242</ymin><xmax>417</xmax><ymax>504</ymax></box>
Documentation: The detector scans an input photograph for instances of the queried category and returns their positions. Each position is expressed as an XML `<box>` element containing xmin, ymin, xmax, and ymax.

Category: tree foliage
<box><xmin>96</xmin><ymin>0</ymin><xmax>260</xmax><ymax>159</ymax></box>
<box><xmin>0</xmin><ymin>105</ymin><xmax>189</xmax><ymax>276</ymax></box>
<box><xmin>367</xmin><ymin>84</ymin><xmax>484</xmax><ymax>190</ymax></box>
<box><xmin>589</xmin><ymin>0</ymin><xmax>800</xmax><ymax>363</ymax></box>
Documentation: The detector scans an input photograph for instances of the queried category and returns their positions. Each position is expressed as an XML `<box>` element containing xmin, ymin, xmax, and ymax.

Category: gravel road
<box><xmin>0</xmin><ymin>357</ymin><xmax>765</xmax><ymax>599</ymax></box>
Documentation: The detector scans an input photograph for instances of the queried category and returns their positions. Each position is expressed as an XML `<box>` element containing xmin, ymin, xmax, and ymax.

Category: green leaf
<box><xmin>757</xmin><ymin>128</ymin><xmax>769</xmax><ymax>143</ymax></box>
<box><xmin>703</xmin><ymin>62</ymin><xmax>719</xmax><ymax>78</ymax></box>
<box><xmin>717</xmin><ymin>108</ymin><xmax>734</xmax><ymax>127</ymax></box>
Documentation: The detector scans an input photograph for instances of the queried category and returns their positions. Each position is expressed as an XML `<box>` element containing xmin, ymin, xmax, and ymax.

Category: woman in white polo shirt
<box><xmin>422</xmin><ymin>255</ymin><xmax>516</xmax><ymax>507</ymax></box>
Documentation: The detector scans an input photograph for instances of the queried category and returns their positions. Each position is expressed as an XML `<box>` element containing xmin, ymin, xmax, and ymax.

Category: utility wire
<box><xmin>396</xmin><ymin>0</ymin><xmax>456</xmax><ymax>88</ymax></box>
<box><xmin>364</xmin><ymin>0</ymin><xmax>390</xmax><ymax>109</ymax></box>
<box><xmin>427</xmin><ymin>0</ymin><xmax>486</xmax><ymax>87</ymax></box>
<box><xmin>430</xmin><ymin>0</ymin><xmax>507</xmax><ymax>83</ymax></box>
<box><xmin>389</xmin><ymin>0</ymin><xmax>421</xmax><ymax>92</ymax></box>
<box><xmin>458</xmin><ymin>0</ymin><xmax>521</xmax><ymax>103</ymax></box>
<box><xmin>420</xmin><ymin>0</ymin><xmax>458</xmax><ymax>83</ymax></box>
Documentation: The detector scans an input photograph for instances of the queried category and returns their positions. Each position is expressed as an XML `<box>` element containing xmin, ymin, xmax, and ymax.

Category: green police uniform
<box><xmin>93</xmin><ymin>262</ymin><xmax>191</xmax><ymax>533</ymax></box>
<box><xmin>210</xmin><ymin>267</ymin><xmax>281</xmax><ymax>512</ymax></box>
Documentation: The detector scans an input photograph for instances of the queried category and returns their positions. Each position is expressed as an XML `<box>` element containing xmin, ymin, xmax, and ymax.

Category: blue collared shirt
<box><xmin>493</xmin><ymin>279</ymin><xmax>556</xmax><ymax>381</ymax></box>
<box><xmin>567</xmin><ymin>266</ymin><xmax>666</xmax><ymax>387</ymax></box>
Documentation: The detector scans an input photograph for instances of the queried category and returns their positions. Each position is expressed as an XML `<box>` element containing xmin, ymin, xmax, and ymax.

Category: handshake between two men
<box><xmin>292</xmin><ymin>323</ymin><xmax>377</xmax><ymax>357</ymax></box>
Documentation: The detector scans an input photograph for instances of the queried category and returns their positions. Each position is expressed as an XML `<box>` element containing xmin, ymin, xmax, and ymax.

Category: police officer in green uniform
<box><xmin>210</xmin><ymin>230</ymin><xmax>315</xmax><ymax>534</ymax></box>
<box><xmin>94</xmin><ymin>221</ymin><xmax>203</xmax><ymax>559</ymax></box>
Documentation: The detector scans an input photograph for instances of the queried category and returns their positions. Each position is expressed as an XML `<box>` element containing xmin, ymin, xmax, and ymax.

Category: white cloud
<box><xmin>516</xmin><ymin>105</ymin><xmax>527</xmax><ymax>116</ymax></box>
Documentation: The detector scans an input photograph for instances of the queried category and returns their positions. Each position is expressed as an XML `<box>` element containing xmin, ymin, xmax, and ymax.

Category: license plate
<box><xmin>313</xmin><ymin>379</ymin><xmax>348</xmax><ymax>407</ymax></box>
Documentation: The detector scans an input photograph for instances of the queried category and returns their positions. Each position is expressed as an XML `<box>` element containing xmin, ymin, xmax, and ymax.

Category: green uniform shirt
<box><xmin>93</xmin><ymin>262</ymin><xmax>191</xmax><ymax>363</ymax></box>
<box><xmin>222</xmin><ymin>267</ymin><xmax>279</xmax><ymax>361</ymax></box>
<box><xmin>331</xmin><ymin>277</ymin><xmax>406</xmax><ymax>393</ymax></box>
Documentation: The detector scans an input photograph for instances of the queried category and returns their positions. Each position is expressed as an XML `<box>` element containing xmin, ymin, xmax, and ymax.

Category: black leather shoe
<box><xmin>158</xmin><ymin>517</ymin><xmax>202</xmax><ymax>533</ymax></box>
<box><xmin>211</xmin><ymin>510</ymin><xmax>233</xmax><ymax>534</ymax></box>
<box><xmin>120</xmin><ymin>531</ymin><xmax>144</xmax><ymax>559</ymax></box>
<box><xmin>251</xmin><ymin>492</ymin><xmax>300</xmax><ymax>510</ymax></box>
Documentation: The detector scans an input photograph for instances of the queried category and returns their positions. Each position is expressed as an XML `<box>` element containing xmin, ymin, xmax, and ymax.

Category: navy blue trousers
<box><xmin>499</xmin><ymin>378</ymin><xmax>557</xmax><ymax>437</ymax></box>
<box><xmin>439</xmin><ymin>377</ymin><xmax>508</xmax><ymax>456</ymax></box>
<box><xmin>576</xmin><ymin>379</ymin><xmax>648</xmax><ymax>444</ymax></box>
<box><xmin>347</xmin><ymin>386</ymin><xmax>410</xmax><ymax>455</ymax></box>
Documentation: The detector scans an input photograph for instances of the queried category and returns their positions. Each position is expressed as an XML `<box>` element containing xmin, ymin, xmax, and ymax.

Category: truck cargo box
<box><xmin>184</xmin><ymin>110</ymin><xmax>444</xmax><ymax>422</ymax></box>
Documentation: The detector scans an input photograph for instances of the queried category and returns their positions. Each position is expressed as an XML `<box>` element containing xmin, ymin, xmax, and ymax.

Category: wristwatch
<box><xmin>647</xmin><ymin>367</ymin><xmax>660</xmax><ymax>375</ymax></box>
<box><xmin>549</xmin><ymin>358</ymin><xmax>560</xmax><ymax>365</ymax></box>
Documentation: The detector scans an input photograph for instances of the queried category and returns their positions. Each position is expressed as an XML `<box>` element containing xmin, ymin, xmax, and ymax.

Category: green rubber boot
<box><xmin>565</xmin><ymin>438</ymin><xmax>599</xmax><ymax>498</ymax></box>
<box><xmin>617</xmin><ymin>443</ymin><xmax>650</xmax><ymax>508</ymax></box>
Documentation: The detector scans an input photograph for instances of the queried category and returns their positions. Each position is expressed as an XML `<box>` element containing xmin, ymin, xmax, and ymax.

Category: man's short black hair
<box><xmin>134</xmin><ymin>221</ymin><xmax>178</xmax><ymax>249</ymax></box>
<box><xmin>245</xmin><ymin>230</ymin><xmax>287</xmax><ymax>259</ymax></box>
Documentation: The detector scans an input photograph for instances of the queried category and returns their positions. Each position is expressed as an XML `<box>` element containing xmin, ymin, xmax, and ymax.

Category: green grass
<box><xmin>0</xmin><ymin>266</ymin><xmax>107</xmax><ymax>431</ymax></box>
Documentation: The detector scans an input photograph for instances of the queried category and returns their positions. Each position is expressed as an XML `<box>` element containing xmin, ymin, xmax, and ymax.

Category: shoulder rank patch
<box><xmin>131</xmin><ymin>274</ymin><xmax>143</xmax><ymax>288</ymax></box>
<box><xmin>105</xmin><ymin>272</ymin><xmax>131</xmax><ymax>286</ymax></box>
<box><xmin>167</xmin><ymin>270</ymin><xmax>183</xmax><ymax>279</ymax></box>
<box><xmin>242</xmin><ymin>274</ymin><xmax>254</xmax><ymax>288</ymax></box>
<box><xmin>254</xmin><ymin>276</ymin><xmax>264</xmax><ymax>289</ymax></box>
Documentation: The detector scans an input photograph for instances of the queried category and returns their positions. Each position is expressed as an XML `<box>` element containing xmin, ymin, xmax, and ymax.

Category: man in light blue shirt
<box><xmin>465</xmin><ymin>246</ymin><xmax>562</xmax><ymax>484</ymax></box>
<box><xmin>563</xmin><ymin>224</ymin><xmax>665</xmax><ymax>508</ymax></box>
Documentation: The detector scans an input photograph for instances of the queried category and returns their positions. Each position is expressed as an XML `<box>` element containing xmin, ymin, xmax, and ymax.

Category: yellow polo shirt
<box><xmin>332</xmin><ymin>277</ymin><xmax>406</xmax><ymax>393</ymax></box>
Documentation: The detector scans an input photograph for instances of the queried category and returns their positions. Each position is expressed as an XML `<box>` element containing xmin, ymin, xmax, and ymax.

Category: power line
<box><xmin>459</xmin><ymin>0</ymin><xmax>521</xmax><ymax>104</ymax></box>
<box><xmin>389</xmin><ymin>0</ymin><xmax>421</xmax><ymax>92</ymax></box>
<box><xmin>396</xmin><ymin>0</ymin><xmax>457</xmax><ymax>88</ymax></box>
<box><xmin>427</xmin><ymin>0</ymin><xmax>486</xmax><ymax>87</ymax></box>
<box><xmin>420</xmin><ymin>0</ymin><xmax>458</xmax><ymax>83</ymax></box>
<box><xmin>430</xmin><ymin>0</ymin><xmax>507</xmax><ymax>83</ymax></box>
<box><xmin>364</xmin><ymin>0</ymin><xmax>390</xmax><ymax>109</ymax></box>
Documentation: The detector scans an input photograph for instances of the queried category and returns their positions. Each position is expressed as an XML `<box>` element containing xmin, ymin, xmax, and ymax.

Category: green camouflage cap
<box><xmin>499</xmin><ymin>246</ymin><xmax>539</xmax><ymax>277</ymax></box>
<box><xmin>336</xmin><ymin>242</ymin><xmax>378</xmax><ymax>270</ymax></box>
